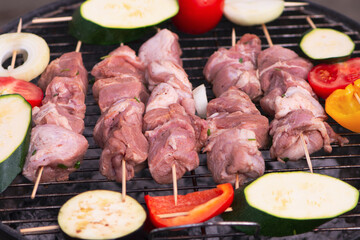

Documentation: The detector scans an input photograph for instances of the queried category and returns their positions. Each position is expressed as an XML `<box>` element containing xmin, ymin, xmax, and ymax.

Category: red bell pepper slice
<box><xmin>0</xmin><ymin>77</ymin><xmax>43</xmax><ymax>108</ymax></box>
<box><xmin>144</xmin><ymin>183</ymin><xmax>234</xmax><ymax>228</ymax></box>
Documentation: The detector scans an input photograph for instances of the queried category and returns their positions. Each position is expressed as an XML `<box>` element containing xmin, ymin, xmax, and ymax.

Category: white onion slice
<box><xmin>224</xmin><ymin>0</ymin><xmax>284</xmax><ymax>26</ymax></box>
<box><xmin>0</xmin><ymin>33</ymin><xmax>50</xmax><ymax>81</ymax></box>
<box><xmin>193</xmin><ymin>84</ymin><xmax>208</xmax><ymax>118</ymax></box>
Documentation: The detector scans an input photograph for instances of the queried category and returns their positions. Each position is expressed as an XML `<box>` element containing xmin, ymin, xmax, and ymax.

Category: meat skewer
<box><xmin>10</xmin><ymin>18</ymin><xmax>22</xmax><ymax>69</ymax></box>
<box><xmin>140</xmin><ymin>29</ymin><xmax>208</xmax><ymax>205</ymax></box>
<box><xmin>259</xmin><ymin>23</ymin><xmax>348</xmax><ymax>167</ymax></box>
<box><xmin>262</xmin><ymin>24</ymin><xmax>313</xmax><ymax>173</ymax></box>
<box><xmin>24</xmin><ymin>40</ymin><xmax>89</xmax><ymax>199</ymax></box>
<box><xmin>91</xmin><ymin>43</ymin><xmax>149</xmax><ymax>203</ymax></box>
<box><xmin>204</xmin><ymin>29</ymin><xmax>269</xmax><ymax>187</ymax></box>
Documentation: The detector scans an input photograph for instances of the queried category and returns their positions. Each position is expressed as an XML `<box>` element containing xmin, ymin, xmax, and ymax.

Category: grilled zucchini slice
<box><xmin>300</xmin><ymin>28</ymin><xmax>355</xmax><ymax>61</ymax></box>
<box><xmin>222</xmin><ymin>172</ymin><xmax>359</xmax><ymax>237</ymax></box>
<box><xmin>0</xmin><ymin>94</ymin><xmax>31</xmax><ymax>193</ymax></box>
<box><xmin>69</xmin><ymin>0</ymin><xmax>179</xmax><ymax>45</ymax></box>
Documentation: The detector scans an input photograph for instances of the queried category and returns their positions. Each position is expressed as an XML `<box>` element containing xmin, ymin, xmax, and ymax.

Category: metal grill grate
<box><xmin>1</xmin><ymin>1</ymin><xmax>360</xmax><ymax>239</ymax></box>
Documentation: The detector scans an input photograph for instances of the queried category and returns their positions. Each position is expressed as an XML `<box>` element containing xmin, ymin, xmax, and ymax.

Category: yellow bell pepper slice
<box><xmin>325</xmin><ymin>79</ymin><xmax>360</xmax><ymax>133</ymax></box>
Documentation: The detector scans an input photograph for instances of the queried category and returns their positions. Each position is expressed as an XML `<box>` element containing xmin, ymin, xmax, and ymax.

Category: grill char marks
<box><xmin>258</xmin><ymin>45</ymin><xmax>348</xmax><ymax>161</ymax></box>
<box><xmin>140</xmin><ymin>29</ymin><xmax>208</xmax><ymax>184</ymax></box>
<box><xmin>23</xmin><ymin>52</ymin><xmax>89</xmax><ymax>183</ymax></box>
<box><xmin>203</xmin><ymin>34</ymin><xmax>262</xmax><ymax>100</ymax></box>
<box><xmin>204</xmin><ymin>87</ymin><xmax>269</xmax><ymax>185</ymax></box>
<box><xmin>92</xmin><ymin>45</ymin><xmax>149</xmax><ymax>182</ymax></box>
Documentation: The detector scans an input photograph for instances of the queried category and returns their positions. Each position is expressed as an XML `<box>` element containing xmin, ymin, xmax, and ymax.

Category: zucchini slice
<box><xmin>58</xmin><ymin>190</ymin><xmax>146</xmax><ymax>240</ymax></box>
<box><xmin>300</xmin><ymin>28</ymin><xmax>355</xmax><ymax>61</ymax></box>
<box><xmin>69</xmin><ymin>0</ymin><xmax>179</xmax><ymax>45</ymax></box>
<box><xmin>222</xmin><ymin>172</ymin><xmax>359</xmax><ymax>237</ymax></box>
<box><xmin>0</xmin><ymin>94</ymin><xmax>31</xmax><ymax>193</ymax></box>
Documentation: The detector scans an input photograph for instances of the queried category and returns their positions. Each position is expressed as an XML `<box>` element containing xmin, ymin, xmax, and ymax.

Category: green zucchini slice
<box><xmin>69</xmin><ymin>0</ymin><xmax>179</xmax><ymax>45</ymax></box>
<box><xmin>0</xmin><ymin>94</ymin><xmax>31</xmax><ymax>193</ymax></box>
<box><xmin>58</xmin><ymin>190</ymin><xmax>146</xmax><ymax>240</ymax></box>
<box><xmin>222</xmin><ymin>172</ymin><xmax>359</xmax><ymax>237</ymax></box>
<box><xmin>300</xmin><ymin>28</ymin><xmax>355</xmax><ymax>61</ymax></box>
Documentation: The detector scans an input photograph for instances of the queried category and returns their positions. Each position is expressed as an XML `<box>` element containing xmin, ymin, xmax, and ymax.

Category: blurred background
<box><xmin>0</xmin><ymin>0</ymin><xmax>359</xmax><ymax>28</ymax></box>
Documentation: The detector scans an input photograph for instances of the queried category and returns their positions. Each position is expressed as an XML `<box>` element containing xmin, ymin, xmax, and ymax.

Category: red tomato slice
<box><xmin>0</xmin><ymin>77</ymin><xmax>43</xmax><ymax>108</ymax></box>
<box><xmin>172</xmin><ymin>0</ymin><xmax>225</xmax><ymax>35</ymax></box>
<box><xmin>308</xmin><ymin>58</ymin><xmax>360</xmax><ymax>99</ymax></box>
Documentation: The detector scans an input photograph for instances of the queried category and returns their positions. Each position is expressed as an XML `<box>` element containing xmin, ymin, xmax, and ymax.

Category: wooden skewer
<box><xmin>19</xmin><ymin>206</ymin><xmax>233</xmax><ymax>235</ymax></box>
<box><xmin>75</xmin><ymin>40</ymin><xmax>82</xmax><ymax>53</ymax></box>
<box><xmin>122</xmin><ymin>159</ymin><xmax>126</xmax><ymax>202</ymax></box>
<box><xmin>300</xmin><ymin>133</ymin><xmax>313</xmax><ymax>173</ymax></box>
<box><xmin>262</xmin><ymin>23</ymin><xmax>313</xmax><ymax>173</ymax></box>
<box><xmin>306</xmin><ymin>16</ymin><xmax>317</xmax><ymax>30</ymax></box>
<box><xmin>10</xmin><ymin>18</ymin><xmax>22</xmax><ymax>69</ymax></box>
<box><xmin>284</xmin><ymin>2</ymin><xmax>309</xmax><ymax>7</ymax></box>
<box><xmin>20</xmin><ymin>225</ymin><xmax>60</xmax><ymax>235</ymax></box>
<box><xmin>31</xmin><ymin>166</ymin><xmax>44</xmax><ymax>199</ymax></box>
<box><xmin>231</xmin><ymin>28</ymin><xmax>240</xmax><ymax>189</ymax></box>
<box><xmin>262</xmin><ymin>24</ymin><xmax>273</xmax><ymax>47</ymax></box>
<box><xmin>354</xmin><ymin>92</ymin><xmax>360</xmax><ymax>105</ymax></box>
<box><xmin>158</xmin><ymin>207</ymin><xmax>233</xmax><ymax>219</ymax></box>
<box><xmin>172</xmin><ymin>163</ymin><xmax>178</xmax><ymax>206</ymax></box>
<box><xmin>32</xmin><ymin>16</ymin><xmax>72</xmax><ymax>24</ymax></box>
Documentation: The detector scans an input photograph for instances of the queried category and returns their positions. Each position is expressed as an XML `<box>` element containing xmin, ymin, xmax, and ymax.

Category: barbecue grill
<box><xmin>1</xmin><ymin>0</ymin><xmax>360</xmax><ymax>239</ymax></box>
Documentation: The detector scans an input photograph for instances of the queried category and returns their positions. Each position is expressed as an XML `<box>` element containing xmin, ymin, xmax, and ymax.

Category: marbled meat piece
<box><xmin>32</xmin><ymin>102</ymin><xmax>85</xmax><ymax>134</ymax></box>
<box><xmin>260</xmin><ymin>70</ymin><xmax>317</xmax><ymax>116</ymax></box>
<box><xmin>207</xmin><ymin>112</ymin><xmax>269</xmax><ymax>149</ymax></box>
<box><xmin>204</xmin><ymin>128</ymin><xmax>264</xmax><ymax>184</ymax></box>
<box><xmin>139</xmin><ymin>29</ymin><xmax>183</xmax><ymax>67</ymax></box>
<box><xmin>274</xmin><ymin>86</ymin><xmax>326</xmax><ymax>120</ymax></box>
<box><xmin>145</xmin><ymin>60</ymin><xmax>195</xmax><ymax>114</ymax></box>
<box><xmin>145</xmin><ymin>117</ymin><xmax>199</xmax><ymax>184</ymax></box>
<box><xmin>93</xmin><ymin>99</ymin><xmax>145</xmax><ymax>148</ymax></box>
<box><xmin>38</xmin><ymin>52</ymin><xmax>88</xmax><ymax>92</ymax></box>
<box><xmin>22</xmin><ymin>124</ymin><xmax>88</xmax><ymax>183</ymax></box>
<box><xmin>92</xmin><ymin>74</ymin><xmax>144</xmax><ymax>102</ymax></box>
<box><xmin>91</xmin><ymin>45</ymin><xmax>145</xmax><ymax>83</ymax></box>
<box><xmin>207</xmin><ymin>86</ymin><xmax>260</xmax><ymax>117</ymax></box>
<box><xmin>145</xmin><ymin>83</ymin><xmax>179</xmax><ymax>113</ymax></box>
<box><xmin>97</xmin><ymin>80</ymin><xmax>149</xmax><ymax>113</ymax></box>
<box><xmin>143</xmin><ymin>103</ymin><xmax>208</xmax><ymax>151</ymax></box>
<box><xmin>258</xmin><ymin>45</ymin><xmax>313</xmax><ymax>93</ymax></box>
<box><xmin>269</xmin><ymin>109</ymin><xmax>348</xmax><ymax>161</ymax></box>
<box><xmin>96</xmin><ymin>99</ymin><xmax>148</xmax><ymax>182</ymax></box>
<box><xmin>42</xmin><ymin>76</ymin><xmax>86</xmax><ymax>119</ymax></box>
<box><xmin>203</xmin><ymin>34</ymin><xmax>262</xmax><ymax>99</ymax></box>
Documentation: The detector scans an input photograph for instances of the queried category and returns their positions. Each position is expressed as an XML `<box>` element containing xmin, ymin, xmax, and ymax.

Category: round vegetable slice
<box><xmin>223</xmin><ymin>0</ymin><xmax>284</xmax><ymax>26</ymax></box>
<box><xmin>69</xmin><ymin>0</ymin><xmax>179</xmax><ymax>45</ymax></box>
<box><xmin>222</xmin><ymin>172</ymin><xmax>359</xmax><ymax>237</ymax></box>
<box><xmin>0</xmin><ymin>94</ymin><xmax>31</xmax><ymax>193</ymax></box>
<box><xmin>58</xmin><ymin>190</ymin><xmax>146</xmax><ymax>239</ymax></box>
<box><xmin>0</xmin><ymin>33</ymin><xmax>50</xmax><ymax>81</ymax></box>
<box><xmin>0</xmin><ymin>77</ymin><xmax>43</xmax><ymax>108</ymax></box>
<box><xmin>300</xmin><ymin>28</ymin><xmax>355</xmax><ymax>61</ymax></box>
